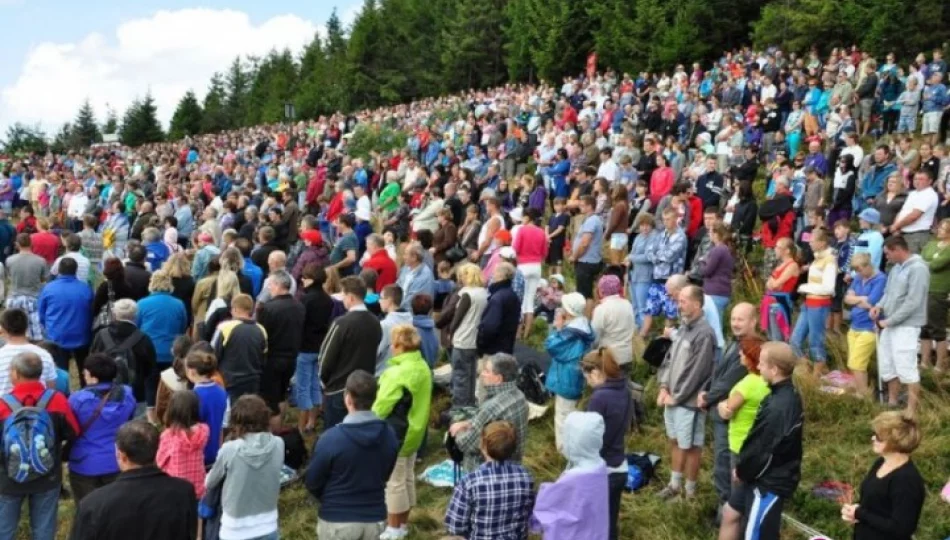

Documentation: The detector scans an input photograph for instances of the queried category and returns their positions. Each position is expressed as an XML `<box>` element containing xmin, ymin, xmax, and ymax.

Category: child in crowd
<box><xmin>157</xmin><ymin>390</ymin><xmax>210</xmax><ymax>498</ymax></box>
<box><xmin>843</xmin><ymin>253</ymin><xmax>886</xmax><ymax>397</ymax></box>
<box><xmin>546</xmin><ymin>197</ymin><xmax>569</xmax><ymax>275</ymax></box>
<box><xmin>361</xmin><ymin>268</ymin><xmax>382</xmax><ymax>316</ymax></box>
<box><xmin>534</xmin><ymin>274</ymin><xmax>566</xmax><ymax>323</ymax></box>
<box><xmin>156</xmin><ymin>334</ymin><xmax>194</xmax><ymax>424</ymax></box>
<box><xmin>186</xmin><ymin>351</ymin><xmax>229</xmax><ymax>466</ymax></box>
<box><xmin>434</xmin><ymin>260</ymin><xmax>456</xmax><ymax>310</ymax></box>
<box><xmin>829</xmin><ymin>219</ymin><xmax>855</xmax><ymax>331</ymax></box>
<box><xmin>383</xmin><ymin>230</ymin><xmax>399</xmax><ymax>261</ymax></box>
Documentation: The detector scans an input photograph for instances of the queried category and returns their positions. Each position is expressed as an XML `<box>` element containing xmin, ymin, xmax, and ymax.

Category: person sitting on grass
<box><xmin>444</xmin><ymin>421</ymin><xmax>534</xmax><ymax>540</ymax></box>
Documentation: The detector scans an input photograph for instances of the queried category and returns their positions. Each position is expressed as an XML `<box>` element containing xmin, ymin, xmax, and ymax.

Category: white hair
<box><xmin>113</xmin><ymin>299</ymin><xmax>138</xmax><ymax>322</ymax></box>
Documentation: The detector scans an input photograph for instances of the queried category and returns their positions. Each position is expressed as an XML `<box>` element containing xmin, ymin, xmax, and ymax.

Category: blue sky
<box><xmin>0</xmin><ymin>0</ymin><xmax>361</xmax><ymax>132</ymax></box>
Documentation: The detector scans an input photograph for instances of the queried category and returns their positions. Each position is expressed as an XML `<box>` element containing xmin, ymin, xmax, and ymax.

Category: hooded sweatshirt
<box><xmin>205</xmin><ymin>432</ymin><xmax>284</xmax><ymax>540</ymax></box>
<box><xmin>544</xmin><ymin>317</ymin><xmax>596</xmax><ymax>400</ymax></box>
<box><xmin>876</xmin><ymin>254</ymin><xmax>930</xmax><ymax>328</ymax></box>
<box><xmin>157</xmin><ymin>423</ymin><xmax>210</xmax><ymax>498</ymax></box>
<box><xmin>305</xmin><ymin>411</ymin><xmax>399</xmax><ymax>523</ymax></box>
<box><xmin>412</xmin><ymin>314</ymin><xmax>440</xmax><ymax>368</ymax></box>
<box><xmin>68</xmin><ymin>384</ymin><xmax>137</xmax><ymax>476</ymax></box>
<box><xmin>532</xmin><ymin>412</ymin><xmax>609</xmax><ymax>540</ymax></box>
<box><xmin>376</xmin><ymin>310</ymin><xmax>413</xmax><ymax>375</ymax></box>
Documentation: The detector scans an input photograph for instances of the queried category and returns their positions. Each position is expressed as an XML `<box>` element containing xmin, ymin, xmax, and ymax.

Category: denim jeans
<box><xmin>247</xmin><ymin>533</ymin><xmax>279</xmax><ymax>540</ymax></box>
<box><xmin>631</xmin><ymin>280</ymin><xmax>651</xmax><ymax>327</ymax></box>
<box><xmin>790</xmin><ymin>305</ymin><xmax>830</xmax><ymax>362</ymax></box>
<box><xmin>322</xmin><ymin>391</ymin><xmax>347</xmax><ymax>432</ymax></box>
<box><xmin>710</xmin><ymin>295</ymin><xmax>730</xmax><ymax>323</ymax></box>
<box><xmin>451</xmin><ymin>348</ymin><xmax>478</xmax><ymax>408</ymax></box>
<box><xmin>0</xmin><ymin>486</ymin><xmax>60</xmax><ymax>540</ymax></box>
<box><xmin>293</xmin><ymin>352</ymin><xmax>321</xmax><ymax>409</ymax></box>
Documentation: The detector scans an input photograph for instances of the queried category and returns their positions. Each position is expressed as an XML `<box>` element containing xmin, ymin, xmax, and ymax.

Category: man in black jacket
<box><xmin>124</xmin><ymin>244</ymin><xmax>151</xmax><ymax>300</ymax></box>
<box><xmin>698</xmin><ymin>302</ymin><xmax>760</xmax><ymax>517</ymax></box>
<box><xmin>88</xmin><ymin>298</ymin><xmax>157</xmax><ymax>406</ymax></box>
<box><xmin>70</xmin><ymin>420</ymin><xmax>197</xmax><ymax>540</ymax></box>
<box><xmin>257</xmin><ymin>269</ymin><xmax>305</xmax><ymax>428</ymax></box>
<box><xmin>718</xmin><ymin>341</ymin><xmax>803</xmax><ymax>540</ymax></box>
<box><xmin>319</xmin><ymin>276</ymin><xmax>383</xmax><ymax>431</ymax></box>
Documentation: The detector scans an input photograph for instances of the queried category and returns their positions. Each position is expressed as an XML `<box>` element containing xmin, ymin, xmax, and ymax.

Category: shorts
<box><xmin>921</xmin><ymin>293</ymin><xmax>949</xmax><ymax>341</ymax></box>
<box><xmin>855</xmin><ymin>98</ymin><xmax>874</xmax><ymax>122</ymax></box>
<box><xmin>385</xmin><ymin>455</ymin><xmax>417</xmax><ymax>514</ymax></box>
<box><xmin>727</xmin><ymin>483</ymin><xmax>785</xmax><ymax>540</ymax></box>
<box><xmin>547</xmin><ymin>241</ymin><xmax>564</xmax><ymax>264</ymax></box>
<box><xmin>663</xmin><ymin>406</ymin><xmax>706</xmax><ymax>449</ymax></box>
<box><xmin>645</xmin><ymin>282</ymin><xmax>678</xmax><ymax>319</ymax></box>
<box><xmin>923</xmin><ymin>111</ymin><xmax>942</xmax><ymax>135</ymax></box>
<box><xmin>846</xmin><ymin>329</ymin><xmax>876</xmax><ymax>371</ymax></box>
<box><xmin>878</xmin><ymin>326</ymin><xmax>921</xmax><ymax>384</ymax></box>
<box><xmin>575</xmin><ymin>261</ymin><xmax>603</xmax><ymax>298</ymax></box>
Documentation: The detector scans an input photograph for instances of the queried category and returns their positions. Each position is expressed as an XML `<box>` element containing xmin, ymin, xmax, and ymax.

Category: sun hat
<box><xmin>858</xmin><ymin>208</ymin><xmax>881</xmax><ymax>225</ymax></box>
<box><xmin>549</xmin><ymin>274</ymin><xmax>566</xmax><ymax>286</ymax></box>
<box><xmin>499</xmin><ymin>246</ymin><xmax>516</xmax><ymax>260</ymax></box>
<box><xmin>561</xmin><ymin>292</ymin><xmax>586</xmax><ymax>317</ymax></box>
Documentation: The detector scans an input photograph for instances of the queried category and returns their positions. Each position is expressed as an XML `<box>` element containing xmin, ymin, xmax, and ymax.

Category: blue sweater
<box><xmin>137</xmin><ymin>292</ymin><xmax>188</xmax><ymax>363</ymax></box>
<box><xmin>305</xmin><ymin>412</ymin><xmax>399</xmax><ymax>523</ymax></box>
<box><xmin>38</xmin><ymin>275</ymin><xmax>93</xmax><ymax>349</ymax></box>
<box><xmin>412</xmin><ymin>315</ymin><xmax>439</xmax><ymax>368</ymax></box>
<box><xmin>194</xmin><ymin>381</ymin><xmax>228</xmax><ymax>465</ymax></box>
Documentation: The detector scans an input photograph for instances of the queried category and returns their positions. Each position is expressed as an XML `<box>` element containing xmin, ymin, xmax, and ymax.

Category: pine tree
<box><xmin>225</xmin><ymin>58</ymin><xmax>251</xmax><ymax>129</ymax></box>
<box><xmin>297</xmin><ymin>33</ymin><xmax>331</xmax><ymax>118</ymax></box>
<box><xmin>2</xmin><ymin>123</ymin><xmax>48</xmax><ymax>155</ymax></box>
<box><xmin>102</xmin><ymin>105</ymin><xmax>118</xmax><ymax>135</ymax></box>
<box><xmin>50</xmin><ymin>123</ymin><xmax>73</xmax><ymax>154</ymax></box>
<box><xmin>588</xmin><ymin>0</ymin><xmax>641</xmax><ymax>74</ymax></box>
<box><xmin>119</xmin><ymin>93</ymin><xmax>164</xmax><ymax>147</ymax></box>
<box><xmin>72</xmin><ymin>99</ymin><xmax>102</xmax><ymax>147</ymax></box>
<box><xmin>323</xmin><ymin>8</ymin><xmax>350</xmax><ymax>112</ymax></box>
<box><xmin>168</xmin><ymin>91</ymin><xmax>204</xmax><ymax>140</ymax></box>
<box><xmin>655</xmin><ymin>0</ymin><xmax>714</xmax><ymax>69</ymax></box>
<box><xmin>201</xmin><ymin>73</ymin><xmax>230</xmax><ymax>134</ymax></box>
<box><xmin>440</xmin><ymin>0</ymin><xmax>507</xmax><ymax>91</ymax></box>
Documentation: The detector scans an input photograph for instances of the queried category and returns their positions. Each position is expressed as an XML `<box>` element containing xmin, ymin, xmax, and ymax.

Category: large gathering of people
<box><xmin>0</xmin><ymin>41</ymin><xmax>949</xmax><ymax>540</ymax></box>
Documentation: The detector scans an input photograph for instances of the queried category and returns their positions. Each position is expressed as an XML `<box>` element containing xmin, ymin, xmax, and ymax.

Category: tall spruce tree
<box><xmin>201</xmin><ymin>73</ymin><xmax>230</xmax><ymax>134</ymax></box>
<box><xmin>168</xmin><ymin>91</ymin><xmax>204</xmax><ymax>140</ymax></box>
<box><xmin>118</xmin><ymin>93</ymin><xmax>164</xmax><ymax>147</ymax></box>
<box><xmin>102</xmin><ymin>105</ymin><xmax>118</xmax><ymax>135</ymax></box>
<box><xmin>225</xmin><ymin>58</ymin><xmax>251</xmax><ymax>129</ymax></box>
<box><xmin>72</xmin><ymin>99</ymin><xmax>102</xmax><ymax>147</ymax></box>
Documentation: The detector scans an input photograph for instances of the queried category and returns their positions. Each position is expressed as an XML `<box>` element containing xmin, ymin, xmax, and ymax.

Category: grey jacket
<box><xmin>376</xmin><ymin>310</ymin><xmax>414</xmax><ymax>375</ymax></box>
<box><xmin>658</xmin><ymin>315</ymin><xmax>716</xmax><ymax>408</ymax></box>
<box><xmin>705</xmin><ymin>339</ymin><xmax>750</xmax><ymax>413</ymax></box>
<box><xmin>205</xmin><ymin>432</ymin><xmax>284</xmax><ymax>529</ymax></box>
<box><xmin>876</xmin><ymin>254</ymin><xmax>930</xmax><ymax>328</ymax></box>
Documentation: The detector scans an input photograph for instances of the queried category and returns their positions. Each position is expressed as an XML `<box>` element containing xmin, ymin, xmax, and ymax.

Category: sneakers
<box><xmin>656</xmin><ymin>485</ymin><xmax>682</xmax><ymax>500</ymax></box>
<box><xmin>379</xmin><ymin>526</ymin><xmax>408</xmax><ymax>540</ymax></box>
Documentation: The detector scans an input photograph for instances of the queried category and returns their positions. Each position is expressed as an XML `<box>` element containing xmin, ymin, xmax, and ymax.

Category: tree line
<box><xmin>4</xmin><ymin>0</ymin><xmax>949</xmax><ymax>153</ymax></box>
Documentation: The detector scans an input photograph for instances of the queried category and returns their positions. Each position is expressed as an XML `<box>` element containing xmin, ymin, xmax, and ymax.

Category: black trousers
<box><xmin>608</xmin><ymin>471</ymin><xmax>627</xmax><ymax>540</ymax></box>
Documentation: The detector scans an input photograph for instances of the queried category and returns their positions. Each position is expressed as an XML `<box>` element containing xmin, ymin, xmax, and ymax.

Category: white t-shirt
<box><xmin>597</xmin><ymin>159</ymin><xmax>620</xmax><ymax>183</ymax></box>
<box><xmin>841</xmin><ymin>145</ymin><xmax>865</xmax><ymax>168</ymax></box>
<box><xmin>0</xmin><ymin>343</ymin><xmax>57</xmax><ymax>395</ymax></box>
<box><xmin>897</xmin><ymin>187</ymin><xmax>939</xmax><ymax>233</ymax></box>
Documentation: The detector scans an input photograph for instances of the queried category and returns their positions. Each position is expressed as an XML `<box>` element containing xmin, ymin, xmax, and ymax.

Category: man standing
<box><xmin>362</xmin><ymin>234</ymin><xmax>397</xmax><ymax>292</ymax></box>
<box><xmin>0</xmin><ymin>353</ymin><xmax>78</xmax><ymax>540</ymax></box>
<box><xmin>329</xmin><ymin>214</ymin><xmax>359</xmax><ymax>277</ymax></box>
<box><xmin>695</xmin><ymin>157</ymin><xmax>724</xmax><ymax>210</ymax></box>
<box><xmin>51</xmin><ymin>234</ymin><xmax>91</xmax><ymax>283</ymax></box>
<box><xmin>305</xmin><ymin>370</ymin><xmax>399</xmax><ymax>540</ymax></box>
<box><xmin>449</xmin><ymin>353</ymin><xmax>529</xmax><ymax>472</ymax></box>
<box><xmin>88</xmin><ymin>299</ymin><xmax>157</xmax><ymax>405</ymax></box>
<box><xmin>376</xmin><ymin>285</ymin><xmax>412</xmax><ymax>376</ymax></box>
<box><xmin>320</xmin><ymin>277</ymin><xmax>383</xmax><ymax>430</ymax></box>
<box><xmin>656</xmin><ymin>285</ymin><xmax>716</xmax><ymax>500</ymax></box>
<box><xmin>213</xmin><ymin>294</ymin><xmax>268</xmax><ymax>404</ymax></box>
<box><xmin>396</xmin><ymin>244</ymin><xmax>435</xmax><ymax>311</ymax></box>
<box><xmin>718</xmin><ymin>342</ymin><xmax>803</xmax><ymax>540</ymax></box>
<box><xmin>38</xmin><ymin>258</ymin><xmax>93</xmax><ymax>384</ymax></box>
<box><xmin>870</xmin><ymin>236</ymin><xmax>930</xmax><ymax>415</ymax></box>
<box><xmin>0</xmin><ymin>310</ymin><xmax>58</xmax><ymax>394</ymax></box>
<box><xmin>257</xmin><ymin>270</ymin><xmax>305</xmax><ymax>429</ymax></box>
<box><xmin>887</xmin><ymin>171</ymin><xmax>938</xmax><ymax>254</ymax></box>
<box><xmin>70</xmin><ymin>421</ymin><xmax>197</xmax><ymax>540</ymax></box>
<box><xmin>698</xmin><ymin>303</ymin><xmax>762</xmax><ymax>515</ymax></box>
<box><xmin>570</xmin><ymin>195</ymin><xmax>604</xmax><ymax>314</ymax></box>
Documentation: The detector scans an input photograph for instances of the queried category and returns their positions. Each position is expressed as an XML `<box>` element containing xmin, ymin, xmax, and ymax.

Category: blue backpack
<box><xmin>1</xmin><ymin>390</ymin><xmax>57</xmax><ymax>483</ymax></box>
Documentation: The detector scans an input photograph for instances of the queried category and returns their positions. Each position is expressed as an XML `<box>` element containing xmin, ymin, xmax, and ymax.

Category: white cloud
<box><xmin>0</xmin><ymin>8</ymin><xmax>324</xmax><ymax>134</ymax></box>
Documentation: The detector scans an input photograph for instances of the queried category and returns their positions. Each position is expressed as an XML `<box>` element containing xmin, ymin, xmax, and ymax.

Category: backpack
<box><xmin>99</xmin><ymin>330</ymin><xmax>145</xmax><ymax>386</ymax></box>
<box><xmin>1</xmin><ymin>390</ymin><xmax>57</xmax><ymax>483</ymax></box>
<box><xmin>625</xmin><ymin>452</ymin><xmax>661</xmax><ymax>492</ymax></box>
<box><xmin>516</xmin><ymin>362</ymin><xmax>550</xmax><ymax>405</ymax></box>
<box><xmin>274</xmin><ymin>427</ymin><xmax>308</xmax><ymax>470</ymax></box>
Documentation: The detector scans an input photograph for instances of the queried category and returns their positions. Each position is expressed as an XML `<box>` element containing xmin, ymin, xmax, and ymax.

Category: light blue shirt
<box><xmin>702</xmin><ymin>295</ymin><xmax>725</xmax><ymax>349</ymax></box>
<box><xmin>572</xmin><ymin>214</ymin><xmax>604</xmax><ymax>264</ymax></box>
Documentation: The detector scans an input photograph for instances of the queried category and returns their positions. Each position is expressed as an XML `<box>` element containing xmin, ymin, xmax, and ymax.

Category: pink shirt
<box><xmin>512</xmin><ymin>223</ymin><xmax>549</xmax><ymax>264</ymax></box>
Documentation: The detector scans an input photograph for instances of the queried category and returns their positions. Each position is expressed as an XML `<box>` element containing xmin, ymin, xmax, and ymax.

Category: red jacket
<box><xmin>686</xmin><ymin>195</ymin><xmax>704</xmax><ymax>239</ymax></box>
<box><xmin>760</xmin><ymin>211</ymin><xmax>795</xmax><ymax>248</ymax></box>
<box><xmin>30</xmin><ymin>231</ymin><xmax>60</xmax><ymax>265</ymax></box>
<box><xmin>326</xmin><ymin>192</ymin><xmax>345</xmax><ymax>224</ymax></box>
<box><xmin>362</xmin><ymin>249</ymin><xmax>398</xmax><ymax>292</ymax></box>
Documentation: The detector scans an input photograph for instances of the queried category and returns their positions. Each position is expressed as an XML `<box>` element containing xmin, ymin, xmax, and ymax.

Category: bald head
<box><xmin>267</xmin><ymin>250</ymin><xmax>287</xmax><ymax>272</ymax></box>
<box><xmin>730</xmin><ymin>302</ymin><xmax>757</xmax><ymax>338</ymax></box>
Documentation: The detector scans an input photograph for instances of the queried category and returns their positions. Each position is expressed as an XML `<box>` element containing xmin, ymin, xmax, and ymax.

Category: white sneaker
<box><xmin>379</xmin><ymin>526</ymin><xmax>408</xmax><ymax>540</ymax></box>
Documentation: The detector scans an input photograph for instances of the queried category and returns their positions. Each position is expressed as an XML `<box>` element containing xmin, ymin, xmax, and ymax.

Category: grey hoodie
<box><xmin>205</xmin><ymin>432</ymin><xmax>284</xmax><ymax>538</ymax></box>
<box><xmin>876</xmin><ymin>253</ymin><xmax>930</xmax><ymax>328</ymax></box>
<box><xmin>561</xmin><ymin>411</ymin><xmax>606</xmax><ymax>472</ymax></box>
<box><xmin>376</xmin><ymin>310</ymin><xmax>413</xmax><ymax>375</ymax></box>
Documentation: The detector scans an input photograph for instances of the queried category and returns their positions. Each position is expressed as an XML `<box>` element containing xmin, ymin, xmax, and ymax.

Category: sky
<box><xmin>0</xmin><ymin>0</ymin><xmax>362</xmax><ymax>135</ymax></box>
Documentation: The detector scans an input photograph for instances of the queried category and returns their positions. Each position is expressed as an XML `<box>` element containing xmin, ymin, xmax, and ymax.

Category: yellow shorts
<box><xmin>847</xmin><ymin>329</ymin><xmax>876</xmax><ymax>371</ymax></box>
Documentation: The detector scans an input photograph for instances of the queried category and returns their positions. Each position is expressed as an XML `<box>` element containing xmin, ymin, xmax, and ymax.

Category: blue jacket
<box><xmin>544</xmin><ymin>317</ymin><xmax>596</xmax><ymax>400</ymax></box>
<box><xmin>145</xmin><ymin>240</ymin><xmax>170</xmax><ymax>271</ymax></box>
<box><xmin>849</xmin><ymin>272</ymin><xmax>887</xmax><ymax>332</ymax></box>
<box><xmin>137</xmin><ymin>292</ymin><xmax>188</xmax><ymax>363</ymax></box>
<box><xmin>305</xmin><ymin>411</ymin><xmax>399</xmax><ymax>523</ymax></box>
<box><xmin>397</xmin><ymin>263</ymin><xmax>435</xmax><ymax>311</ymax></box>
<box><xmin>243</xmin><ymin>257</ymin><xmax>264</xmax><ymax>297</ymax></box>
<box><xmin>477</xmin><ymin>280</ymin><xmax>521</xmax><ymax>355</ymax></box>
<box><xmin>412</xmin><ymin>315</ymin><xmax>439</xmax><ymax>368</ymax></box>
<box><xmin>543</xmin><ymin>159</ymin><xmax>571</xmax><ymax>199</ymax></box>
<box><xmin>38</xmin><ymin>275</ymin><xmax>93</xmax><ymax>349</ymax></box>
<box><xmin>194</xmin><ymin>381</ymin><xmax>228</xmax><ymax>466</ymax></box>
<box><xmin>68</xmin><ymin>384</ymin><xmax>136</xmax><ymax>476</ymax></box>
<box><xmin>857</xmin><ymin>161</ymin><xmax>898</xmax><ymax>206</ymax></box>
<box><xmin>213</xmin><ymin>172</ymin><xmax>233</xmax><ymax>197</ymax></box>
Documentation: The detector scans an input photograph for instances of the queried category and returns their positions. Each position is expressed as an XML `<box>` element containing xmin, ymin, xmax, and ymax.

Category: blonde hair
<box><xmin>850</xmin><ymin>252</ymin><xmax>871</xmax><ymax>270</ymax></box>
<box><xmin>760</xmin><ymin>342</ymin><xmax>797</xmax><ymax>376</ymax></box>
<box><xmin>457</xmin><ymin>263</ymin><xmax>484</xmax><ymax>288</ymax></box>
<box><xmin>215</xmin><ymin>270</ymin><xmax>240</xmax><ymax>300</ymax></box>
<box><xmin>162</xmin><ymin>252</ymin><xmax>191</xmax><ymax>279</ymax></box>
<box><xmin>390</xmin><ymin>324</ymin><xmax>421</xmax><ymax>352</ymax></box>
<box><xmin>148</xmin><ymin>270</ymin><xmax>174</xmax><ymax>293</ymax></box>
<box><xmin>324</xmin><ymin>267</ymin><xmax>342</xmax><ymax>295</ymax></box>
<box><xmin>871</xmin><ymin>411</ymin><xmax>921</xmax><ymax>454</ymax></box>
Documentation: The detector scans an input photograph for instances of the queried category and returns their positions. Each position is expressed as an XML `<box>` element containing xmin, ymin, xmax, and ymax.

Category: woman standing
<box><xmin>841</xmin><ymin>412</ymin><xmax>925</xmax><ymax>540</ymax></box>
<box><xmin>874</xmin><ymin>174</ymin><xmax>907</xmax><ymax>232</ymax></box>
<box><xmin>91</xmin><ymin>257</ymin><xmax>135</xmax><ymax>333</ymax></box>
<box><xmin>919</xmin><ymin>219</ymin><xmax>950</xmax><ymax>372</ymax></box>
<box><xmin>626</xmin><ymin>214</ymin><xmax>657</xmax><ymax>328</ymax></box>
<box><xmin>205</xmin><ymin>395</ymin><xmax>284</xmax><ymax>540</ymax></box>
<box><xmin>296</xmin><ymin>264</ymin><xmax>333</xmax><ymax>433</ymax></box>
<box><xmin>512</xmin><ymin>208</ymin><xmax>547</xmax><ymax>336</ymax></box>
<box><xmin>162</xmin><ymin>252</ymin><xmax>196</xmax><ymax>330</ymax></box>
<box><xmin>605</xmin><ymin>185</ymin><xmax>630</xmax><ymax>265</ymax></box>
<box><xmin>791</xmin><ymin>228</ymin><xmax>837</xmax><ymax>374</ymax></box>
<box><xmin>544</xmin><ymin>293</ymin><xmax>596</xmax><ymax>452</ymax></box>
<box><xmin>137</xmin><ymin>271</ymin><xmax>189</xmax><ymax>424</ymax></box>
<box><xmin>702</xmin><ymin>224</ymin><xmax>736</xmax><ymax>320</ymax></box>
<box><xmin>715</xmin><ymin>338</ymin><xmax>769</xmax><ymax>473</ymax></box>
<box><xmin>448</xmin><ymin>264</ymin><xmax>488</xmax><ymax>408</ymax></box>
<box><xmin>762</xmin><ymin>238</ymin><xmax>801</xmax><ymax>341</ymax></box>
<box><xmin>784</xmin><ymin>100</ymin><xmax>804</xmax><ymax>158</ymax></box>
<box><xmin>582</xmin><ymin>348</ymin><xmax>633</xmax><ymax>540</ymax></box>
<box><xmin>649</xmin><ymin>154</ymin><xmax>675</xmax><ymax>207</ymax></box>
<box><xmin>458</xmin><ymin>205</ymin><xmax>482</xmax><ymax>259</ymax></box>
<box><xmin>431</xmin><ymin>209</ymin><xmax>458</xmax><ymax>265</ymax></box>
<box><xmin>373</xmin><ymin>325</ymin><xmax>433</xmax><ymax>540</ymax></box>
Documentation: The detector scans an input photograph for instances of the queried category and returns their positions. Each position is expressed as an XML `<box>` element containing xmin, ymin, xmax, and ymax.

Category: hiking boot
<box><xmin>656</xmin><ymin>485</ymin><xmax>681</xmax><ymax>500</ymax></box>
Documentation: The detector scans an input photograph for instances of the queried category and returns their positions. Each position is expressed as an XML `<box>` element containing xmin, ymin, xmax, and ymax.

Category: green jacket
<box><xmin>379</xmin><ymin>181</ymin><xmax>402</xmax><ymax>213</ymax></box>
<box><xmin>923</xmin><ymin>240</ymin><xmax>950</xmax><ymax>294</ymax></box>
<box><xmin>372</xmin><ymin>350</ymin><xmax>432</xmax><ymax>456</ymax></box>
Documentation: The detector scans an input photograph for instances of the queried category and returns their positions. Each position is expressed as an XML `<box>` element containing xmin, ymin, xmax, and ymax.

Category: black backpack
<box><xmin>99</xmin><ymin>330</ymin><xmax>144</xmax><ymax>386</ymax></box>
<box><xmin>274</xmin><ymin>427</ymin><xmax>308</xmax><ymax>470</ymax></box>
<box><xmin>516</xmin><ymin>362</ymin><xmax>550</xmax><ymax>405</ymax></box>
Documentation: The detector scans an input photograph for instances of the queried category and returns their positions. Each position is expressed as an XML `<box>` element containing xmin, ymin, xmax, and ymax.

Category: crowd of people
<box><xmin>0</xmin><ymin>41</ymin><xmax>949</xmax><ymax>540</ymax></box>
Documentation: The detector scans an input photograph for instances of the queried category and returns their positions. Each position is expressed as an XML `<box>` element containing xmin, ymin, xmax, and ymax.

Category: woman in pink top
<box><xmin>649</xmin><ymin>153</ymin><xmax>675</xmax><ymax>207</ymax></box>
<box><xmin>512</xmin><ymin>208</ymin><xmax>549</xmax><ymax>335</ymax></box>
